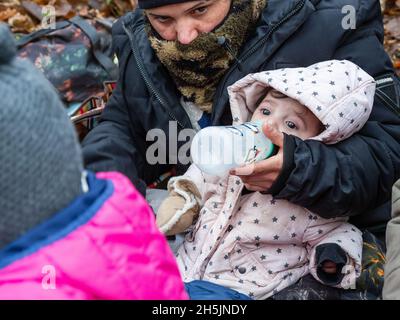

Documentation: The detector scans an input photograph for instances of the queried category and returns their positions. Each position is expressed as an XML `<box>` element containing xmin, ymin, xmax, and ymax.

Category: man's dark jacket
<box><xmin>82</xmin><ymin>0</ymin><xmax>400</xmax><ymax>236</ymax></box>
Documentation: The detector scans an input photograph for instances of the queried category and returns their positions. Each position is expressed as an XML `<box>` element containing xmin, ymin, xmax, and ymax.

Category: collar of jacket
<box><xmin>122</xmin><ymin>0</ymin><xmax>320</xmax><ymax>127</ymax></box>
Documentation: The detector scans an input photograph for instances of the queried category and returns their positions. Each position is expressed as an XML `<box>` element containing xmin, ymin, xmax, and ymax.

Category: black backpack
<box><xmin>16</xmin><ymin>16</ymin><xmax>118</xmax><ymax>106</ymax></box>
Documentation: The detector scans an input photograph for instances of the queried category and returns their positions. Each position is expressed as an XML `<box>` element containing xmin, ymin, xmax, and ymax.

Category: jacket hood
<box><xmin>227</xmin><ymin>59</ymin><xmax>376</xmax><ymax>144</ymax></box>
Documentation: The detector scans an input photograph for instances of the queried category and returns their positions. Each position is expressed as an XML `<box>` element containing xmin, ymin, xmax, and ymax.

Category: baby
<box><xmin>157</xmin><ymin>60</ymin><xmax>376</xmax><ymax>299</ymax></box>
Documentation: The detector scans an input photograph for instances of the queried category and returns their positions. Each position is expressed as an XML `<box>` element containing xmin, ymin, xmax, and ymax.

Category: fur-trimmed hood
<box><xmin>227</xmin><ymin>60</ymin><xmax>376</xmax><ymax>144</ymax></box>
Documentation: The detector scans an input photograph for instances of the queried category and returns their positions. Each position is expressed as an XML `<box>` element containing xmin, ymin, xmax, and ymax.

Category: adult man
<box><xmin>82</xmin><ymin>0</ymin><xmax>400</xmax><ymax>298</ymax></box>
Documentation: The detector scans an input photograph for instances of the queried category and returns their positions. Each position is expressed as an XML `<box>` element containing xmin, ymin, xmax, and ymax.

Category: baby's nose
<box><xmin>265</xmin><ymin>120</ymin><xmax>279</xmax><ymax>131</ymax></box>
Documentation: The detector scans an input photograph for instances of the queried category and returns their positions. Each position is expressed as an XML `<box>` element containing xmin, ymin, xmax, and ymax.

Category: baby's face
<box><xmin>251</xmin><ymin>90</ymin><xmax>323</xmax><ymax>140</ymax></box>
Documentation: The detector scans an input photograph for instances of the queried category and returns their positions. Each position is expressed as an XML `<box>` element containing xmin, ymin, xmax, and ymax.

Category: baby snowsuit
<box><xmin>160</xmin><ymin>60</ymin><xmax>376</xmax><ymax>300</ymax></box>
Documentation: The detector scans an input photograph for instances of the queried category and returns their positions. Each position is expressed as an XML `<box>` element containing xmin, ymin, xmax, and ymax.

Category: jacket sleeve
<box><xmin>269</xmin><ymin>0</ymin><xmax>400</xmax><ymax>220</ymax></box>
<box><xmin>82</xmin><ymin>20</ymin><xmax>147</xmax><ymax>195</ymax></box>
<box><xmin>303</xmin><ymin>214</ymin><xmax>363</xmax><ymax>289</ymax></box>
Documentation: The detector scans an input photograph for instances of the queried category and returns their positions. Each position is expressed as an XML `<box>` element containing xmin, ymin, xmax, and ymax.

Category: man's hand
<box><xmin>230</xmin><ymin>121</ymin><xmax>284</xmax><ymax>192</ymax></box>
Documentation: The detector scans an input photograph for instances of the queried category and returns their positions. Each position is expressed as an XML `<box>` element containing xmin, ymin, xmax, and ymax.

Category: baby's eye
<box><xmin>261</xmin><ymin>108</ymin><xmax>271</xmax><ymax>116</ymax></box>
<box><xmin>286</xmin><ymin>121</ymin><xmax>297</xmax><ymax>129</ymax></box>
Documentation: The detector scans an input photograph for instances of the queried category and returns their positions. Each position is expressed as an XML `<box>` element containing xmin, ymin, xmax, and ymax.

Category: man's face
<box><xmin>145</xmin><ymin>0</ymin><xmax>231</xmax><ymax>44</ymax></box>
<box><xmin>251</xmin><ymin>90</ymin><xmax>323</xmax><ymax>140</ymax></box>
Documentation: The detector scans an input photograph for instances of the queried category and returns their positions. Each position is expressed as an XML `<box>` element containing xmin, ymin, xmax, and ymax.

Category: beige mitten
<box><xmin>156</xmin><ymin>179</ymin><xmax>201</xmax><ymax>236</ymax></box>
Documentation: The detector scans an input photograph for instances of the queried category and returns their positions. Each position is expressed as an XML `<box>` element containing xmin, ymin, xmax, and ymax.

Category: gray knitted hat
<box><xmin>0</xmin><ymin>23</ymin><xmax>83</xmax><ymax>249</ymax></box>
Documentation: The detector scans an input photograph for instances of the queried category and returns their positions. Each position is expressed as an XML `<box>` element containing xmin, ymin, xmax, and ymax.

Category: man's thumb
<box><xmin>262</xmin><ymin>121</ymin><xmax>284</xmax><ymax>147</ymax></box>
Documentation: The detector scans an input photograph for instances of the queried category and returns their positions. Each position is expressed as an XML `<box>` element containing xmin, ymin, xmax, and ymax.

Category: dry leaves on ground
<box><xmin>0</xmin><ymin>0</ymin><xmax>137</xmax><ymax>33</ymax></box>
<box><xmin>383</xmin><ymin>0</ymin><xmax>400</xmax><ymax>72</ymax></box>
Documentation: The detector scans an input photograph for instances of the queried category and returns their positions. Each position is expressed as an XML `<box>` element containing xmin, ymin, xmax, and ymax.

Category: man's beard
<box><xmin>146</xmin><ymin>0</ymin><xmax>267</xmax><ymax>113</ymax></box>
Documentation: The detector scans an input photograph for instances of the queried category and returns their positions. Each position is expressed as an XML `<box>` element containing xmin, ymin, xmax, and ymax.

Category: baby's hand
<box><xmin>322</xmin><ymin>260</ymin><xmax>338</xmax><ymax>274</ymax></box>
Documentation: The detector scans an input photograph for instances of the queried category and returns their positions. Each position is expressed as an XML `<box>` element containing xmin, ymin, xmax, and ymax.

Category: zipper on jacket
<box><xmin>197</xmin><ymin>184</ymin><xmax>244</xmax><ymax>278</ymax></box>
<box><xmin>217</xmin><ymin>36</ymin><xmax>243</xmax><ymax>71</ymax></box>
<box><xmin>213</xmin><ymin>0</ymin><xmax>306</xmax><ymax>105</ymax></box>
<box><xmin>240</xmin><ymin>0</ymin><xmax>306</xmax><ymax>62</ymax></box>
<box><xmin>122</xmin><ymin>22</ymin><xmax>187</xmax><ymax>129</ymax></box>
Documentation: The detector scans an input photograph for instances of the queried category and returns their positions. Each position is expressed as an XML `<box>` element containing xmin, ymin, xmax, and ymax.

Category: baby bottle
<box><xmin>190</xmin><ymin>120</ymin><xmax>275</xmax><ymax>177</ymax></box>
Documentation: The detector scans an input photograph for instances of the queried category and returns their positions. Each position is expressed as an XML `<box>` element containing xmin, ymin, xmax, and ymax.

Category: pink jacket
<box><xmin>0</xmin><ymin>172</ymin><xmax>188</xmax><ymax>300</ymax></box>
<box><xmin>171</xmin><ymin>60</ymin><xmax>373</xmax><ymax>299</ymax></box>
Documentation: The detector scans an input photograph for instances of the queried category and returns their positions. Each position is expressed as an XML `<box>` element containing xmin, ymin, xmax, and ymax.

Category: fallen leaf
<box><xmin>54</xmin><ymin>0</ymin><xmax>73</xmax><ymax>18</ymax></box>
<box><xmin>8</xmin><ymin>12</ymin><xmax>35</xmax><ymax>33</ymax></box>
<box><xmin>386</xmin><ymin>16</ymin><xmax>400</xmax><ymax>39</ymax></box>
<box><xmin>0</xmin><ymin>8</ymin><xmax>18</xmax><ymax>21</ymax></box>
<box><xmin>21</xmin><ymin>0</ymin><xmax>43</xmax><ymax>21</ymax></box>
